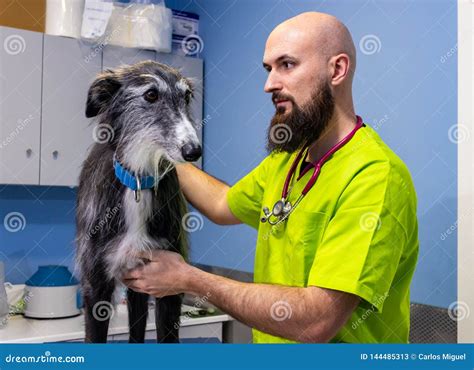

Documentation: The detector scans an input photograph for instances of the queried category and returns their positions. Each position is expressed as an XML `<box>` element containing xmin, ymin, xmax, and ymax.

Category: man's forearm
<box><xmin>124</xmin><ymin>250</ymin><xmax>359</xmax><ymax>342</ymax></box>
<box><xmin>183</xmin><ymin>266</ymin><xmax>333</xmax><ymax>342</ymax></box>
<box><xmin>175</xmin><ymin>163</ymin><xmax>238</xmax><ymax>225</ymax></box>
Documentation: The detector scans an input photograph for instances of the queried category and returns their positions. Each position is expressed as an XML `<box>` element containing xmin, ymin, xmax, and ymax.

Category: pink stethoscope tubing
<box><xmin>283</xmin><ymin>115</ymin><xmax>364</xmax><ymax>197</ymax></box>
<box><xmin>261</xmin><ymin>115</ymin><xmax>364</xmax><ymax>226</ymax></box>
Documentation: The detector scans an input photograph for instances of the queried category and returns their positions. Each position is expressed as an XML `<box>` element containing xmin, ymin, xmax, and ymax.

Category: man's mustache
<box><xmin>272</xmin><ymin>92</ymin><xmax>296</xmax><ymax>106</ymax></box>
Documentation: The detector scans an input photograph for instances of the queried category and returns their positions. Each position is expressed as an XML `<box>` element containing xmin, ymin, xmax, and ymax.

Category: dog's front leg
<box><xmin>83</xmin><ymin>279</ymin><xmax>116</xmax><ymax>343</ymax></box>
<box><xmin>127</xmin><ymin>289</ymin><xmax>149</xmax><ymax>343</ymax></box>
<box><xmin>155</xmin><ymin>294</ymin><xmax>182</xmax><ymax>343</ymax></box>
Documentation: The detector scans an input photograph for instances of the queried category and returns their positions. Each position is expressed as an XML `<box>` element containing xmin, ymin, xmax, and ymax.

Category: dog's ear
<box><xmin>85</xmin><ymin>72</ymin><xmax>121</xmax><ymax>118</ymax></box>
<box><xmin>185</xmin><ymin>77</ymin><xmax>196</xmax><ymax>93</ymax></box>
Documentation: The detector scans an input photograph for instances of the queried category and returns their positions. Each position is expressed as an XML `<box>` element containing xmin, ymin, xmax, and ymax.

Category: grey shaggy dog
<box><xmin>75</xmin><ymin>60</ymin><xmax>202</xmax><ymax>343</ymax></box>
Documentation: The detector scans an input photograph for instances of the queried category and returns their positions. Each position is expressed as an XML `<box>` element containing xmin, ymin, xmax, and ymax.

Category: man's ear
<box><xmin>85</xmin><ymin>71</ymin><xmax>121</xmax><ymax>118</ymax></box>
<box><xmin>329</xmin><ymin>53</ymin><xmax>351</xmax><ymax>86</ymax></box>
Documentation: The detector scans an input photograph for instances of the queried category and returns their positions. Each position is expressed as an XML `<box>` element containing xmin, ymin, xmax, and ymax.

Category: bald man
<box><xmin>123</xmin><ymin>12</ymin><xmax>419</xmax><ymax>344</ymax></box>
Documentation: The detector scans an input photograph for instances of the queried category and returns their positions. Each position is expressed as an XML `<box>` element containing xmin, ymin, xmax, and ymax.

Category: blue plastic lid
<box><xmin>25</xmin><ymin>265</ymin><xmax>79</xmax><ymax>287</ymax></box>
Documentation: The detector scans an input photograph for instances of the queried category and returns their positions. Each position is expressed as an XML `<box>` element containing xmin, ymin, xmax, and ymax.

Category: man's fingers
<box><xmin>136</xmin><ymin>249</ymin><xmax>164</xmax><ymax>261</ymax></box>
<box><xmin>122</xmin><ymin>277</ymin><xmax>138</xmax><ymax>288</ymax></box>
<box><xmin>123</xmin><ymin>279</ymin><xmax>145</xmax><ymax>292</ymax></box>
<box><xmin>122</xmin><ymin>265</ymin><xmax>145</xmax><ymax>280</ymax></box>
<box><xmin>123</xmin><ymin>277</ymin><xmax>137</xmax><ymax>284</ymax></box>
<box><xmin>123</xmin><ymin>271</ymin><xmax>139</xmax><ymax>280</ymax></box>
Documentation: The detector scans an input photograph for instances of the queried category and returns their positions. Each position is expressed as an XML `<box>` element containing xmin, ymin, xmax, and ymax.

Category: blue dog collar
<box><xmin>113</xmin><ymin>158</ymin><xmax>155</xmax><ymax>191</ymax></box>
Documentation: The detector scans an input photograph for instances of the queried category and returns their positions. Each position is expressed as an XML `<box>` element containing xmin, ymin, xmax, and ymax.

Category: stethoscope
<box><xmin>261</xmin><ymin>115</ymin><xmax>365</xmax><ymax>226</ymax></box>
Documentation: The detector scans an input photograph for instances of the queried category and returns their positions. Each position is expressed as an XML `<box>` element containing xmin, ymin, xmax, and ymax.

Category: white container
<box><xmin>106</xmin><ymin>2</ymin><xmax>172</xmax><ymax>52</ymax></box>
<box><xmin>24</xmin><ymin>265</ymin><xmax>80</xmax><ymax>319</ymax></box>
<box><xmin>24</xmin><ymin>286</ymin><xmax>80</xmax><ymax>319</ymax></box>
<box><xmin>45</xmin><ymin>0</ymin><xmax>86</xmax><ymax>38</ymax></box>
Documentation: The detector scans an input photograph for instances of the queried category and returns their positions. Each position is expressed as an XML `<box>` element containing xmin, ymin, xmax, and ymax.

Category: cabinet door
<box><xmin>102</xmin><ymin>46</ymin><xmax>155</xmax><ymax>70</ymax></box>
<box><xmin>40</xmin><ymin>35</ymin><xmax>101</xmax><ymax>186</ymax></box>
<box><xmin>0</xmin><ymin>27</ymin><xmax>42</xmax><ymax>185</ymax></box>
<box><xmin>156</xmin><ymin>54</ymin><xmax>203</xmax><ymax>168</ymax></box>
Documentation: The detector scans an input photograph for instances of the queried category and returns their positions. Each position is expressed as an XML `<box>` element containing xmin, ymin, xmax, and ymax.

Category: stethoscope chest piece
<box><xmin>272</xmin><ymin>199</ymin><xmax>285</xmax><ymax>217</ymax></box>
<box><xmin>261</xmin><ymin>198</ymin><xmax>294</xmax><ymax>225</ymax></box>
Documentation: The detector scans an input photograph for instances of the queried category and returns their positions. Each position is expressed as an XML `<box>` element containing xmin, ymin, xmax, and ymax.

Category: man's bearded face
<box><xmin>266</xmin><ymin>80</ymin><xmax>335</xmax><ymax>153</ymax></box>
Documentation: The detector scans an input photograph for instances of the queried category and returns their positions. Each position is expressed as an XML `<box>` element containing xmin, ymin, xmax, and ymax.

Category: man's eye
<box><xmin>144</xmin><ymin>89</ymin><xmax>158</xmax><ymax>103</ymax></box>
<box><xmin>282</xmin><ymin>61</ymin><xmax>295</xmax><ymax>69</ymax></box>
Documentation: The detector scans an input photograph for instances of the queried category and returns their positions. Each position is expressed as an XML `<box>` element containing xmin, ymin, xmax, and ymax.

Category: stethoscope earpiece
<box><xmin>261</xmin><ymin>207</ymin><xmax>271</xmax><ymax>223</ymax></box>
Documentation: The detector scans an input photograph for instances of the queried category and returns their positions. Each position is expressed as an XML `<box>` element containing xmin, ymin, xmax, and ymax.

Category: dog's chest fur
<box><xmin>76</xmin><ymin>145</ymin><xmax>187</xmax><ymax>283</ymax></box>
<box><xmin>104</xmin><ymin>189</ymin><xmax>156</xmax><ymax>279</ymax></box>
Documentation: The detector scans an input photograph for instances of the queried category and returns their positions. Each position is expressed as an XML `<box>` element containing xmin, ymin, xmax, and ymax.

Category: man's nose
<box><xmin>264</xmin><ymin>72</ymin><xmax>283</xmax><ymax>93</ymax></box>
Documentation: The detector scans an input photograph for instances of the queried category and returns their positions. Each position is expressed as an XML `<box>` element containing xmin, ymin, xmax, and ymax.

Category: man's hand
<box><xmin>122</xmin><ymin>250</ymin><xmax>191</xmax><ymax>297</ymax></box>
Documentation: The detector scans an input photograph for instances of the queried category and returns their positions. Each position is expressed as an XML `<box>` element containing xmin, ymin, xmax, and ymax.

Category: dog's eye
<box><xmin>185</xmin><ymin>90</ymin><xmax>192</xmax><ymax>104</ymax></box>
<box><xmin>144</xmin><ymin>89</ymin><xmax>158</xmax><ymax>103</ymax></box>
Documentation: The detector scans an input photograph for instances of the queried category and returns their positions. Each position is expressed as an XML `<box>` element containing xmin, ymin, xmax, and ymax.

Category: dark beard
<box><xmin>266</xmin><ymin>81</ymin><xmax>335</xmax><ymax>154</ymax></box>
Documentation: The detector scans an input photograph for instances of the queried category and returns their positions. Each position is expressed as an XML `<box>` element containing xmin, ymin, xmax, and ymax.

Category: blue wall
<box><xmin>170</xmin><ymin>0</ymin><xmax>458</xmax><ymax>308</ymax></box>
<box><xmin>1</xmin><ymin>0</ymin><xmax>457</xmax><ymax>309</ymax></box>
<box><xmin>0</xmin><ymin>185</ymin><xmax>77</xmax><ymax>283</ymax></box>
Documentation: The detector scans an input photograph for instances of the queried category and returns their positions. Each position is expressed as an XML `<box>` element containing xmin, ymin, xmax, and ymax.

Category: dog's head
<box><xmin>85</xmin><ymin>61</ymin><xmax>202</xmax><ymax>165</ymax></box>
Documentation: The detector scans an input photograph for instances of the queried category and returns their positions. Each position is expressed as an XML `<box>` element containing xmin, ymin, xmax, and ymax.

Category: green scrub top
<box><xmin>227</xmin><ymin>124</ymin><xmax>419</xmax><ymax>344</ymax></box>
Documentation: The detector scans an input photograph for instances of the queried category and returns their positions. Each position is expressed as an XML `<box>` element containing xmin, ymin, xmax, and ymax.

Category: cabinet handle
<box><xmin>52</xmin><ymin>150</ymin><xmax>59</xmax><ymax>160</ymax></box>
<box><xmin>26</xmin><ymin>148</ymin><xmax>32</xmax><ymax>158</ymax></box>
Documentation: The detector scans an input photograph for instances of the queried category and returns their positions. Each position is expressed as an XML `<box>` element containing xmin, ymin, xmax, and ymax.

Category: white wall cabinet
<box><xmin>0</xmin><ymin>26</ymin><xmax>204</xmax><ymax>186</ymax></box>
<box><xmin>103</xmin><ymin>45</ymin><xmax>156</xmax><ymax>69</ymax></box>
<box><xmin>0</xmin><ymin>27</ymin><xmax>42</xmax><ymax>185</ymax></box>
<box><xmin>40</xmin><ymin>34</ymin><xmax>101</xmax><ymax>186</ymax></box>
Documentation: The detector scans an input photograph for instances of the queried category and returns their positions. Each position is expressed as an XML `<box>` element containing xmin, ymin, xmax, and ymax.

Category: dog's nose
<box><xmin>181</xmin><ymin>143</ymin><xmax>202</xmax><ymax>162</ymax></box>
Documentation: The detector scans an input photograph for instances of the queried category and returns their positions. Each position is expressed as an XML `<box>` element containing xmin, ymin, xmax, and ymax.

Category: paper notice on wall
<box><xmin>81</xmin><ymin>0</ymin><xmax>114</xmax><ymax>40</ymax></box>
